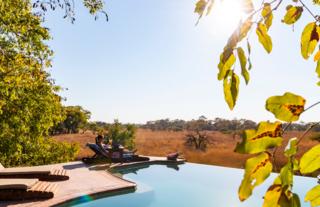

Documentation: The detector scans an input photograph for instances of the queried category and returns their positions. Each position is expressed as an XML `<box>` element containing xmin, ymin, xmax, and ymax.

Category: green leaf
<box><xmin>248</xmin><ymin>56</ymin><xmax>252</xmax><ymax>70</ymax></box>
<box><xmin>316</xmin><ymin>60</ymin><xmax>320</xmax><ymax>82</ymax></box>
<box><xmin>279</xmin><ymin>162</ymin><xmax>294</xmax><ymax>188</ymax></box>
<box><xmin>261</xmin><ymin>3</ymin><xmax>273</xmax><ymax>30</ymax></box>
<box><xmin>282</xmin><ymin>6</ymin><xmax>303</xmax><ymax>25</ymax></box>
<box><xmin>284</xmin><ymin>137</ymin><xmax>298</xmax><ymax>157</ymax></box>
<box><xmin>266</xmin><ymin>92</ymin><xmax>306</xmax><ymax>122</ymax></box>
<box><xmin>300</xmin><ymin>144</ymin><xmax>320</xmax><ymax>174</ymax></box>
<box><xmin>305</xmin><ymin>185</ymin><xmax>320</xmax><ymax>207</ymax></box>
<box><xmin>256</xmin><ymin>22</ymin><xmax>273</xmax><ymax>53</ymax></box>
<box><xmin>273</xmin><ymin>192</ymin><xmax>301</xmax><ymax>207</ymax></box>
<box><xmin>239</xmin><ymin>152</ymin><xmax>272</xmax><ymax>201</ymax></box>
<box><xmin>237</xmin><ymin>47</ymin><xmax>250</xmax><ymax>84</ymax></box>
<box><xmin>247</xmin><ymin>40</ymin><xmax>251</xmax><ymax>55</ymax></box>
<box><xmin>263</xmin><ymin>184</ymin><xmax>283</xmax><ymax>207</ymax></box>
<box><xmin>301</xmin><ymin>22</ymin><xmax>320</xmax><ymax>59</ymax></box>
<box><xmin>223</xmin><ymin>70</ymin><xmax>239</xmax><ymax>110</ymax></box>
<box><xmin>235</xmin><ymin>121</ymin><xmax>283</xmax><ymax>154</ymax></box>
<box><xmin>291</xmin><ymin>193</ymin><xmax>301</xmax><ymax>207</ymax></box>
<box><xmin>217</xmin><ymin>49</ymin><xmax>236</xmax><ymax>80</ymax></box>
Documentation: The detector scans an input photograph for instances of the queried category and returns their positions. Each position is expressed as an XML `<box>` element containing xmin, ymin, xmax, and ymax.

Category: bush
<box><xmin>0</xmin><ymin>136</ymin><xmax>79</xmax><ymax>167</ymax></box>
<box><xmin>105</xmin><ymin>120</ymin><xmax>136</xmax><ymax>150</ymax></box>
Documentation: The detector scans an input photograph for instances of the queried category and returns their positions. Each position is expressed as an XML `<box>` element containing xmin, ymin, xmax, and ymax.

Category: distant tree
<box><xmin>63</xmin><ymin>106</ymin><xmax>91</xmax><ymax>133</ymax></box>
<box><xmin>185</xmin><ymin>130</ymin><xmax>208</xmax><ymax>150</ymax></box>
<box><xmin>105</xmin><ymin>120</ymin><xmax>136</xmax><ymax>150</ymax></box>
<box><xmin>185</xmin><ymin>117</ymin><xmax>210</xmax><ymax>150</ymax></box>
<box><xmin>50</xmin><ymin>106</ymin><xmax>91</xmax><ymax>134</ymax></box>
<box><xmin>84</xmin><ymin>121</ymin><xmax>110</xmax><ymax>134</ymax></box>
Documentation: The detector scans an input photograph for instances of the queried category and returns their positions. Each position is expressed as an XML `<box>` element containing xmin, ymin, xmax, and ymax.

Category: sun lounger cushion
<box><xmin>0</xmin><ymin>179</ymin><xmax>38</xmax><ymax>190</ymax></box>
<box><xmin>0</xmin><ymin>166</ymin><xmax>51</xmax><ymax>175</ymax></box>
<box><xmin>0</xmin><ymin>180</ymin><xmax>58</xmax><ymax>201</ymax></box>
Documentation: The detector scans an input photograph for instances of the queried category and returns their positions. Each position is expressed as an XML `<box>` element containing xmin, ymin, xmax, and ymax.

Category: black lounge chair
<box><xmin>0</xmin><ymin>163</ymin><xmax>69</xmax><ymax>181</ymax></box>
<box><xmin>0</xmin><ymin>179</ymin><xmax>58</xmax><ymax>201</ymax></box>
<box><xmin>82</xmin><ymin>143</ymin><xmax>149</xmax><ymax>164</ymax></box>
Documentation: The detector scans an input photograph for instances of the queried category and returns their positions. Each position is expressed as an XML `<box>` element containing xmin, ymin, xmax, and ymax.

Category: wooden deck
<box><xmin>0</xmin><ymin>161</ymin><xmax>136</xmax><ymax>207</ymax></box>
<box><xmin>0</xmin><ymin>156</ymin><xmax>185</xmax><ymax>207</ymax></box>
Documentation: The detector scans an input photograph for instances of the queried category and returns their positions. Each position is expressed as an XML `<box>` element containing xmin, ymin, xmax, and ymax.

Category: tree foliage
<box><xmin>195</xmin><ymin>0</ymin><xmax>320</xmax><ymax>206</ymax></box>
<box><xmin>141</xmin><ymin>117</ymin><xmax>257</xmax><ymax>132</ymax></box>
<box><xmin>104</xmin><ymin>120</ymin><xmax>136</xmax><ymax>150</ymax></box>
<box><xmin>0</xmin><ymin>0</ymin><xmax>104</xmax><ymax>166</ymax></box>
<box><xmin>51</xmin><ymin>106</ymin><xmax>91</xmax><ymax>134</ymax></box>
<box><xmin>32</xmin><ymin>0</ymin><xmax>108</xmax><ymax>22</ymax></box>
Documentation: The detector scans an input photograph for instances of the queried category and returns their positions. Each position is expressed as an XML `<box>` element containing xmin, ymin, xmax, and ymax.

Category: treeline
<box><xmin>140</xmin><ymin>117</ymin><xmax>257</xmax><ymax>132</ymax></box>
<box><xmin>51</xmin><ymin>109</ymin><xmax>320</xmax><ymax>135</ymax></box>
<box><xmin>139</xmin><ymin>116</ymin><xmax>320</xmax><ymax>132</ymax></box>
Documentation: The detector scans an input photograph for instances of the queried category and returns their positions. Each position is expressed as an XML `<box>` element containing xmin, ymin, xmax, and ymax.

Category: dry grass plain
<box><xmin>54</xmin><ymin>129</ymin><xmax>319</xmax><ymax>170</ymax></box>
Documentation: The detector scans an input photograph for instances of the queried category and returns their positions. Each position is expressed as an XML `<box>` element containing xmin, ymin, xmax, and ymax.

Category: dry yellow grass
<box><xmin>54</xmin><ymin>129</ymin><xmax>319</xmax><ymax>170</ymax></box>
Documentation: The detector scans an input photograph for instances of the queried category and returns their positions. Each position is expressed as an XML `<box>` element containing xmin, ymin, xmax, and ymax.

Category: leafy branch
<box><xmin>194</xmin><ymin>0</ymin><xmax>320</xmax><ymax>206</ymax></box>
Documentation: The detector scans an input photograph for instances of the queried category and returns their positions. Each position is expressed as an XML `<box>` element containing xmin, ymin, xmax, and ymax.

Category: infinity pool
<box><xmin>66</xmin><ymin>163</ymin><xmax>317</xmax><ymax>207</ymax></box>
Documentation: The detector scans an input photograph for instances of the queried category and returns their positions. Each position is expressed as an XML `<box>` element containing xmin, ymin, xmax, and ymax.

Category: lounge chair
<box><xmin>0</xmin><ymin>178</ymin><xmax>58</xmax><ymax>200</ymax></box>
<box><xmin>0</xmin><ymin>163</ymin><xmax>69</xmax><ymax>181</ymax></box>
<box><xmin>83</xmin><ymin>143</ymin><xmax>150</xmax><ymax>163</ymax></box>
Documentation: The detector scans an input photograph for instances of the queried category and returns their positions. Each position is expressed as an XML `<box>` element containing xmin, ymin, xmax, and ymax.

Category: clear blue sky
<box><xmin>43</xmin><ymin>0</ymin><xmax>320</xmax><ymax>124</ymax></box>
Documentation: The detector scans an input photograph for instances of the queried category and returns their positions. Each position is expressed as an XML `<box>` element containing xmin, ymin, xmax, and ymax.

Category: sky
<box><xmin>43</xmin><ymin>0</ymin><xmax>320</xmax><ymax>124</ymax></box>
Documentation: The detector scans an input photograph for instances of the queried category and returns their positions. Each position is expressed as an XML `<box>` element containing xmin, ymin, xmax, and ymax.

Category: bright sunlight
<box><xmin>203</xmin><ymin>0</ymin><xmax>247</xmax><ymax>35</ymax></box>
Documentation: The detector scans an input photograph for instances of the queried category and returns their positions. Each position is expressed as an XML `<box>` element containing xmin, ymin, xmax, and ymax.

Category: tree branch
<box><xmin>298</xmin><ymin>0</ymin><xmax>319</xmax><ymax>22</ymax></box>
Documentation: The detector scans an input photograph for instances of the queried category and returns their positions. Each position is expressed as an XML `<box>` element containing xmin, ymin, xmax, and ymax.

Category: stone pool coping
<box><xmin>0</xmin><ymin>156</ymin><xmax>185</xmax><ymax>207</ymax></box>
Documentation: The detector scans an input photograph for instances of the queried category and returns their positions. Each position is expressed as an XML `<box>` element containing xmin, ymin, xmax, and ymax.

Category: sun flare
<box><xmin>204</xmin><ymin>0</ymin><xmax>248</xmax><ymax>35</ymax></box>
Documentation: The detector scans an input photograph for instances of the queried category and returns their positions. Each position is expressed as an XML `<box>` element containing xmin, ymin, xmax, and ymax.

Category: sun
<box><xmin>203</xmin><ymin>0</ymin><xmax>248</xmax><ymax>36</ymax></box>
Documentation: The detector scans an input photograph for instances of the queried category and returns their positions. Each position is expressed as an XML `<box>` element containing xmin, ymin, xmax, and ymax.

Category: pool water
<box><xmin>71</xmin><ymin>163</ymin><xmax>317</xmax><ymax>207</ymax></box>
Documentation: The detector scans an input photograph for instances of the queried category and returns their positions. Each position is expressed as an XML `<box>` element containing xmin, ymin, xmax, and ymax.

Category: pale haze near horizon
<box><xmin>44</xmin><ymin>0</ymin><xmax>320</xmax><ymax>124</ymax></box>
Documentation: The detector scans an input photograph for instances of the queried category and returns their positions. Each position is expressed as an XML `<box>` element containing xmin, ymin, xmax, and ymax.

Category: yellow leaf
<box><xmin>194</xmin><ymin>0</ymin><xmax>207</xmax><ymax>16</ymax></box>
<box><xmin>263</xmin><ymin>185</ymin><xmax>282</xmax><ymax>207</ymax></box>
<box><xmin>217</xmin><ymin>49</ymin><xmax>236</xmax><ymax>80</ymax></box>
<box><xmin>261</xmin><ymin>3</ymin><xmax>273</xmax><ymax>30</ymax></box>
<box><xmin>300</xmin><ymin>144</ymin><xmax>320</xmax><ymax>174</ymax></box>
<box><xmin>237</xmin><ymin>47</ymin><xmax>250</xmax><ymax>84</ymax></box>
<box><xmin>223</xmin><ymin>70</ymin><xmax>239</xmax><ymax>110</ymax></box>
<box><xmin>266</xmin><ymin>92</ymin><xmax>306</xmax><ymax>122</ymax></box>
<box><xmin>314</xmin><ymin>50</ymin><xmax>320</xmax><ymax>62</ymax></box>
<box><xmin>256</xmin><ymin>23</ymin><xmax>273</xmax><ymax>53</ymax></box>
<box><xmin>305</xmin><ymin>185</ymin><xmax>320</xmax><ymax>207</ymax></box>
<box><xmin>301</xmin><ymin>22</ymin><xmax>320</xmax><ymax>59</ymax></box>
<box><xmin>282</xmin><ymin>6</ymin><xmax>303</xmax><ymax>25</ymax></box>
<box><xmin>239</xmin><ymin>152</ymin><xmax>272</xmax><ymax>201</ymax></box>
<box><xmin>235</xmin><ymin>121</ymin><xmax>283</xmax><ymax>154</ymax></box>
